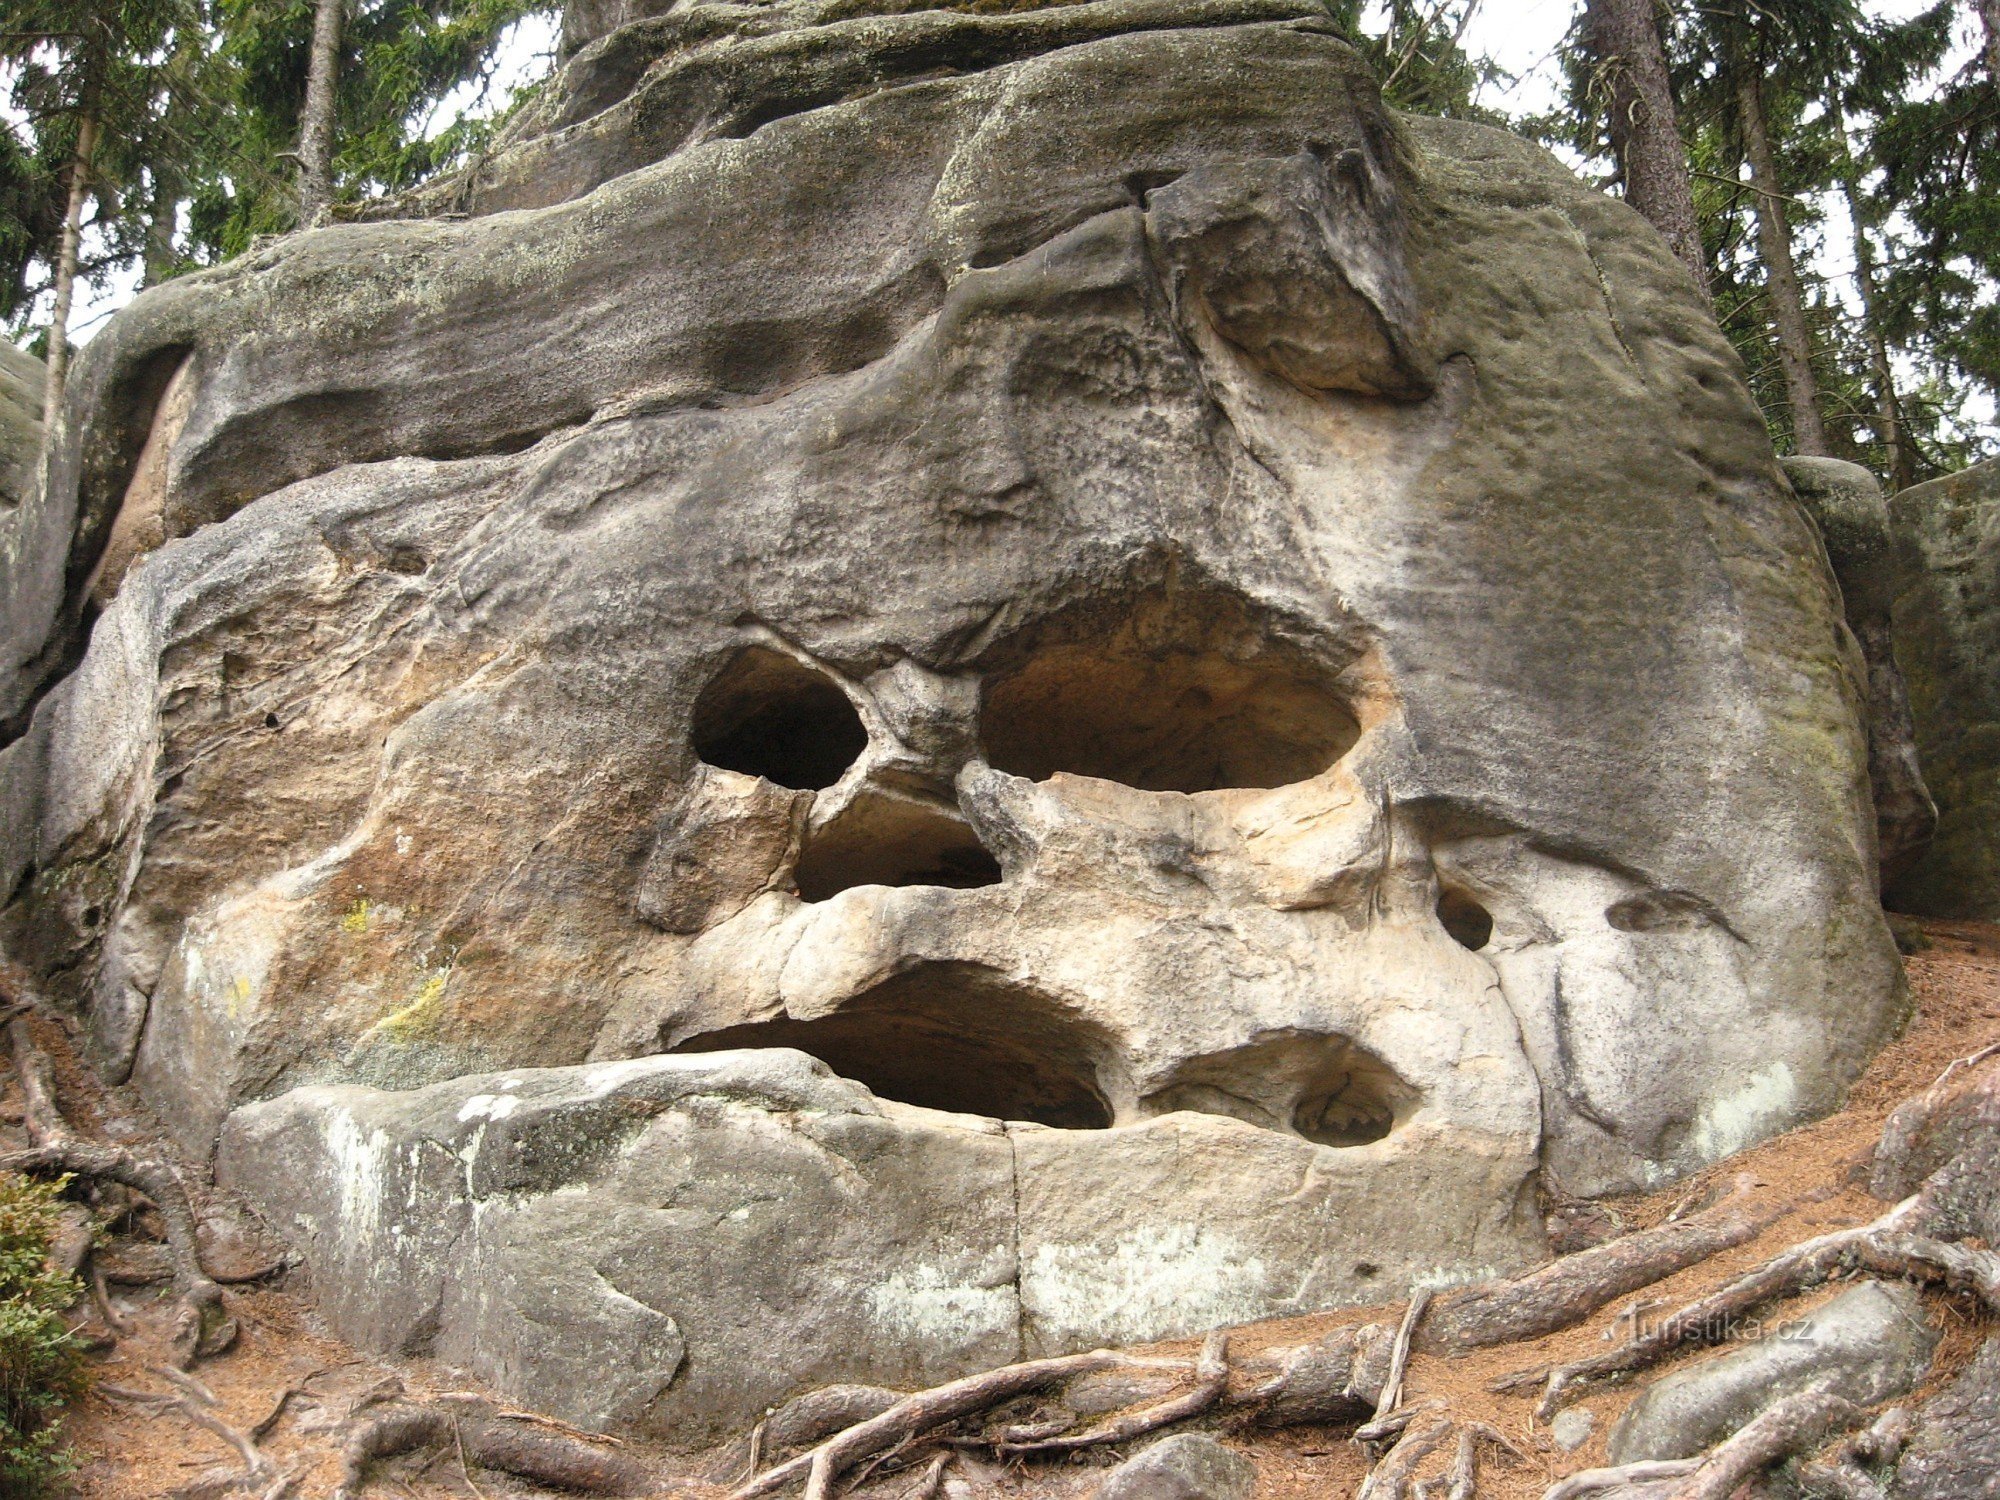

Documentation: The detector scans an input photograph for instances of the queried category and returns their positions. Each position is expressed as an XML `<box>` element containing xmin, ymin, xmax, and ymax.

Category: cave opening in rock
<box><xmin>670</xmin><ymin>964</ymin><xmax>1117</xmax><ymax>1129</ymax></box>
<box><xmin>691</xmin><ymin>647</ymin><xmax>867</xmax><ymax>791</ymax></box>
<box><xmin>979</xmin><ymin>584</ymin><xmax>1360</xmax><ymax>793</ymax></box>
<box><xmin>794</xmin><ymin>789</ymin><xmax>1003</xmax><ymax>902</ymax></box>
<box><xmin>1139</xmin><ymin>1030</ymin><xmax>1414</xmax><ymax>1147</ymax></box>
<box><xmin>1437</xmin><ymin>887</ymin><xmax>1494</xmax><ymax>951</ymax></box>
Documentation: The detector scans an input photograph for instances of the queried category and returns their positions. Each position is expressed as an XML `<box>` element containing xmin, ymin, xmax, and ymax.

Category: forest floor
<box><xmin>32</xmin><ymin>916</ymin><xmax>2000</xmax><ymax>1500</ymax></box>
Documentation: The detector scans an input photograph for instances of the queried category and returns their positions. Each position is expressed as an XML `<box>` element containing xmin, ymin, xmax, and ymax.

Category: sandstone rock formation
<box><xmin>1783</xmin><ymin>457</ymin><xmax>1935</xmax><ymax>883</ymax></box>
<box><xmin>1887</xmin><ymin>458</ymin><xmax>2000</xmax><ymax>919</ymax></box>
<box><xmin>0</xmin><ymin>0</ymin><xmax>1902</xmax><ymax>1438</ymax></box>
<box><xmin>0</xmin><ymin>344</ymin><xmax>46</xmax><ymax>738</ymax></box>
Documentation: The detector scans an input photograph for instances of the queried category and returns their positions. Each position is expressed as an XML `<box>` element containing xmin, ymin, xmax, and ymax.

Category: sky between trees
<box><xmin>3</xmin><ymin>0</ymin><xmax>1995</xmax><ymax>484</ymax></box>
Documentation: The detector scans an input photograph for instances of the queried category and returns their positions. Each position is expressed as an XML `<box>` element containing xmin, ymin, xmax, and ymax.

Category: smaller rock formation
<box><xmin>1887</xmin><ymin>458</ymin><xmax>2000</xmax><ymax>918</ymax></box>
<box><xmin>1094</xmin><ymin>1435</ymin><xmax>1255</xmax><ymax>1500</ymax></box>
<box><xmin>1872</xmin><ymin>1049</ymin><xmax>2000</xmax><ymax>1245</ymax></box>
<box><xmin>1784</xmin><ymin>457</ymin><xmax>1935</xmax><ymax>883</ymax></box>
<box><xmin>1605</xmin><ymin>1280</ymin><xmax>1939</xmax><ymax>1464</ymax></box>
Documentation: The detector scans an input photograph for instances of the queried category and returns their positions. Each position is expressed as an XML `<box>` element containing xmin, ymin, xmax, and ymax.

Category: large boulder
<box><xmin>1784</xmin><ymin>457</ymin><xmax>1935</xmax><ymax>883</ymax></box>
<box><xmin>0</xmin><ymin>0</ymin><xmax>1901</xmax><ymax>1434</ymax></box>
<box><xmin>215</xmin><ymin>1048</ymin><xmax>1531</xmax><ymax>1440</ymax></box>
<box><xmin>1886</xmin><ymin>458</ymin><xmax>2000</xmax><ymax>918</ymax></box>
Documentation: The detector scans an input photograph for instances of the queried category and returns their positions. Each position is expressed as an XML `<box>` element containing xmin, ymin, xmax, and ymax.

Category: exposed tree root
<box><xmin>0</xmin><ymin>1014</ymin><xmax>237</xmax><ymax>1364</ymax></box>
<box><xmin>731</xmin><ymin>1350</ymin><xmax>1195</xmax><ymax>1500</ymax></box>
<box><xmin>1441</xmin><ymin>1424</ymin><xmax>1478</xmax><ymax>1500</ymax></box>
<box><xmin>1495</xmin><ymin>1193</ymin><xmax>2000</xmax><ymax>1416</ymax></box>
<box><xmin>997</xmin><ymin>1331</ymin><xmax>1229</xmax><ymax>1455</ymax></box>
<box><xmin>1377</xmin><ymin>1288</ymin><xmax>1432</xmax><ymax>1417</ymax></box>
<box><xmin>1659</xmin><ymin>1385</ymin><xmax>1860</xmax><ymax>1500</ymax></box>
<box><xmin>101</xmin><ymin>1368</ymin><xmax>278</xmax><ymax>1489</ymax></box>
<box><xmin>332</xmin><ymin>1397</ymin><xmax>657</xmax><ymax>1500</ymax></box>
<box><xmin>1541</xmin><ymin>1460</ymin><xmax>1701</xmax><ymax>1500</ymax></box>
<box><xmin>1421</xmin><ymin>1174</ymin><xmax>1783</xmax><ymax>1352</ymax></box>
<box><xmin>1356</xmin><ymin>1405</ymin><xmax>1452</xmax><ymax>1500</ymax></box>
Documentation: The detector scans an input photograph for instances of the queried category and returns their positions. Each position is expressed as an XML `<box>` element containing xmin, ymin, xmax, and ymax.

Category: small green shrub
<box><xmin>0</xmin><ymin>1176</ymin><xmax>88</xmax><ymax>1495</ymax></box>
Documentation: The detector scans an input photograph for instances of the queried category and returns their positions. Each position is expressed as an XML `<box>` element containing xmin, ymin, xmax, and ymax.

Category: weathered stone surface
<box><xmin>1886</xmin><ymin>458</ymin><xmax>2000</xmax><ymax>918</ymax></box>
<box><xmin>1606</xmin><ymin>1282</ymin><xmax>1939</xmax><ymax>1464</ymax></box>
<box><xmin>1093</xmin><ymin>1435</ymin><xmax>1255</xmax><ymax>1500</ymax></box>
<box><xmin>1871</xmin><ymin>1053</ymin><xmax>2000</xmax><ymax>1242</ymax></box>
<box><xmin>0</xmin><ymin>0</ymin><xmax>1904</xmax><ymax>1434</ymax></box>
<box><xmin>1784</xmin><ymin>457</ymin><xmax>1935</xmax><ymax>883</ymax></box>
<box><xmin>0</xmin><ymin>343</ymin><xmax>42</xmax><ymax>510</ymax></box>
<box><xmin>0</xmin><ymin>343</ymin><xmax>46</xmax><ymax>739</ymax></box>
<box><xmin>1550</xmin><ymin>1407</ymin><xmax>1595</xmax><ymax>1452</ymax></box>
<box><xmin>1893</xmin><ymin>1334</ymin><xmax>2000</xmax><ymax>1499</ymax></box>
<box><xmin>216</xmin><ymin>1048</ymin><xmax>1530</xmax><ymax>1439</ymax></box>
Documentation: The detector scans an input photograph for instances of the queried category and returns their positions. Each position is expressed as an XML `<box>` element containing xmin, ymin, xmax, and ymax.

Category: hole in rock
<box><xmin>692</xmin><ymin>647</ymin><xmax>867</xmax><ymax>791</ymax></box>
<box><xmin>1437</xmin><ymin>887</ymin><xmax>1493</xmax><ymax>951</ymax></box>
<box><xmin>1140</xmin><ymin>1031</ymin><xmax>1414</xmax><ymax>1147</ymax></box>
<box><xmin>795</xmin><ymin>790</ymin><xmax>1002</xmax><ymax>902</ymax></box>
<box><xmin>980</xmin><ymin>586</ymin><xmax>1359</xmax><ymax>793</ymax></box>
<box><xmin>671</xmin><ymin>964</ymin><xmax>1116</xmax><ymax>1129</ymax></box>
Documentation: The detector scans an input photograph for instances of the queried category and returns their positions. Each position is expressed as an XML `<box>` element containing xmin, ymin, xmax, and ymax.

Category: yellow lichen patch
<box><xmin>341</xmin><ymin>898</ymin><xmax>371</xmax><ymax>934</ymax></box>
<box><xmin>358</xmin><ymin>964</ymin><xmax>455</xmax><ymax>1045</ymax></box>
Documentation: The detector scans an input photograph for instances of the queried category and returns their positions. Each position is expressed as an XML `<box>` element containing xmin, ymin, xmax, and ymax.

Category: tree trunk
<box><xmin>143</xmin><ymin>169</ymin><xmax>181</xmax><ymax>287</ymax></box>
<box><xmin>1734</xmin><ymin>66</ymin><xmax>1828</xmax><ymax>455</ymax></box>
<box><xmin>1840</xmin><ymin>169</ymin><xmax>1909</xmax><ymax>489</ymax></box>
<box><xmin>1980</xmin><ymin>0</ymin><xmax>2000</xmax><ymax>88</ymax></box>
<box><xmin>44</xmin><ymin>110</ymin><xmax>99</xmax><ymax>421</ymax></box>
<box><xmin>296</xmin><ymin>0</ymin><xmax>345</xmax><ymax>225</ymax></box>
<box><xmin>1581</xmin><ymin>0</ymin><xmax>1708</xmax><ymax>291</ymax></box>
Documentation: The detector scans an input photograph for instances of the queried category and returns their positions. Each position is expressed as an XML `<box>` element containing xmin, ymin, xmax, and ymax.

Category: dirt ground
<box><xmin>40</xmin><ymin>917</ymin><xmax>2000</xmax><ymax>1499</ymax></box>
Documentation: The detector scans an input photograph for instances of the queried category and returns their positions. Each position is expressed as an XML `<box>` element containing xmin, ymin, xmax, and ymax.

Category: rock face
<box><xmin>0</xmin><ymin>343</ymin><xmax>47</xmax><ymax>737</ymax></box>
<box><xmin>0</xmin><ymin>344</ymin><xmax>43</xmax><ymax>510</ymax></box>
<box><xmin>1605</xmin><ymin>1281</ymin><xmax>1939</xmax><ymax>1464</ymax></box>
<box><xmin>1887</xmin><ymin>458</ymin><xmax>2000</xmax><ymax>918</ymax></box>
<box><xmin>0</xmin><ymin>0</ymin><xmax>1901</xmax><ymax>1437</ymax></box>
<box><xmin>1783</xmin><ymin>457</ymin><xmax>1935</xmax><ymax>883</ymax></box>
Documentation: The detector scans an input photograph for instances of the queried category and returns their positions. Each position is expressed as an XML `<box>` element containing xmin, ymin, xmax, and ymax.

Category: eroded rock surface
<box><xmin>0</xmin><ymin>0</ymin><xmax>1901</xmax><ymax>1435</ymax></box>
<box><xmin>1784</xmin><ymin>457</ymin><xmax>1935</xmax><ymax>883</ymax></box>
<box><xmin>1887</xmin><ymin>458</ymin><xmax>2000</xmax><ymax>919</ymax></box>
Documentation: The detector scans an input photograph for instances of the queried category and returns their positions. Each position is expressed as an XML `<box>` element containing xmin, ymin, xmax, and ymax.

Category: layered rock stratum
<box><xmin>0</xmin><ymin>0</ymin><xmax>1902</xmax><ymax>1439</ymax></box>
